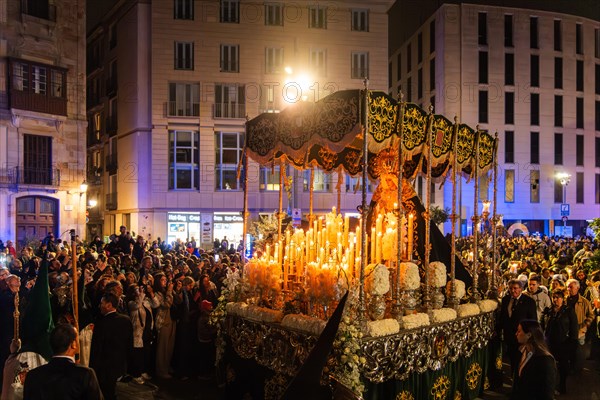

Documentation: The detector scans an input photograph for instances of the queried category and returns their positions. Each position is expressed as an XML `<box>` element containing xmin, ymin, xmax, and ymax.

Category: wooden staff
<box><xmin>13</xmin><ymin>289</ymin><xmax>20</xmax><ymax>342</ymax></box>
<box><xmin>71</xmin><ymin>230</ymin><xmax>80</xmax><ymax>333</ymax></box>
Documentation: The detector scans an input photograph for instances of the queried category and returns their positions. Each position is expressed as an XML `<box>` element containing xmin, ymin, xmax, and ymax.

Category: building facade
<box><xmin>86</xmin><ymin>0</ymin><xmax>394</xmax><ymax>246</ymax></box>
<box><xmin>0</xmin><ymin>0</ymin><xmax>88</xmax><ymax>247</ymax></box>
<box><xmin>389</xmin><ymin>1</ymin><xmax>600</xmax><ymax>237</ymax></box>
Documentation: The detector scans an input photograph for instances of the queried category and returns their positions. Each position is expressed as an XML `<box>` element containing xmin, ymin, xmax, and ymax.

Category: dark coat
<box><xmin>23</xmin><ymin>357</ymin><xmax>104</xmax><ymax>400</ymax></box>
<box><xmin>89</xmin><ymin>311</ymin><xmax>133</xmax><ymax>381</ymax></box>
<box><xmin>543</xmin><ymin>305</ymin><xmax>578</xmax><ymax>350</ymax></box>
<box><xmin>510</xmin><ymin>352</ymin><xmax>557</xmax><ymax>400</ymax></box>
<box><xmin>500</xmin><ymin>294</ymin><xmax>537</xmax><ymax>346</ymax></box>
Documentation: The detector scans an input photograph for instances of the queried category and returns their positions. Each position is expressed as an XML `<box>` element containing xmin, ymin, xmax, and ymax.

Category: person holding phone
<box><xmin>149</xmin><ymin>273</ymin><xmax>175</xmax><ymax>379</ymax></box>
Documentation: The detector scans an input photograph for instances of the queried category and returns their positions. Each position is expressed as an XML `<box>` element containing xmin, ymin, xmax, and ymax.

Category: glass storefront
<box><xmin>213</xmin><ymin>213</ymin><xmax>244</xmax><ymax>250</ymax></box>
<box><xmin>167</xmin><ymin>212</ymin><xmax>201</xmax><ymax>245</ymax></box>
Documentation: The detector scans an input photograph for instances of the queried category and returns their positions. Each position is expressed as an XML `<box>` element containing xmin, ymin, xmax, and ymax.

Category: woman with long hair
<box><xmin>149</xmin><ymin>272</ymin><xmax>175</xmax><ymax>379</ymax></box>
<box><xmin>542</xmin><ymin>288</ymin><xmax>578</xmax><ymax>394</ymax></box>
<box><xmin>126</xmin><ymin>283</ymin><xmax>154</xmax><ymax>384</ymax></box>
<box><xmin>511</xmin><ymin>319</ymin><xmax>557</xmax><ymax>400</ymax></box>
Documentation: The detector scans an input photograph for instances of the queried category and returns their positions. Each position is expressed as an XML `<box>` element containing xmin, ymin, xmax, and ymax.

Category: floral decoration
<box><xmin>366</xmin><ymin>263</ymin><xmax>391</xmax><ymax>295</ymax></box>
<box><xmin>478</xmin><ymin>299</ymin><xmax>498</xmax><ymax>313</ymax></box>
<box><xmin>402</xmin><ymin>312</ymin><xmax>430</xmax><ymax>329</ymax></box>
<box><xmin>446</xmin><ymin>279</ymin><xmax>466</xmax><ymax>301</ymax></box>
<box><xmin>281</xmin><ymin>313</ymin><xmax>326</xmax><ymax>336</ymax></box>
<box><xmin>430</xmin><ymin>308</ymin><xmax>457</xmax><ymax>324</ymax></box>
<box><xmin>400</xmin><ymin>262</ymin><xmax>420</xmax><ymax>290</ymax></box>
<box><xmin>429</xmin><ymin>261</ymin><xmax>447</xmax><ymax>287</ymax></box>
<box><xmin>366</xmin><ymin>318</ymin><xmax>400</xmax><ymax>337</ymax></box>
<box><xmin>457</xmin><ymin>303</ymin><xmax>480</xmax><ymax>318</ymax></box>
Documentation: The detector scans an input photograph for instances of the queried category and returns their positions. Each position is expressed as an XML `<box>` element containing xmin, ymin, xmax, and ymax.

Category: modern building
<box><xmin>389</xmin><ymin>0</ymin><xmax>600</xmax><ymax>237</ymax></box>
<box><xmin>86</xmin><ymin>0</ymin><xmax>394</xmax><ymax>247</ymax></box>
<box><xmin>0</xmin><ymin>0</ymin><xmax>88</xmax><ymax>247</ymax></box>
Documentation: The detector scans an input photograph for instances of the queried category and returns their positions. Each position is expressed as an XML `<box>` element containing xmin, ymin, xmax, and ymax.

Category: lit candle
<box><xmin>343</xmin><ymin>215</ymin><xmax>350</xmax><ymax>246</ymax></box>
<box><xmin>407</xmin><ymin>213</ymin><xmax>414</xmax><ymax>260</ymax></box>
<box><xmin>376</xmin><ymin>232</ymin><xmax>382</xmax><ymax>263</ymax></box>
<box><xmin>371</xmin><ymin>227</ymin><xmax>376</xmax><ymax>262</ymax></box>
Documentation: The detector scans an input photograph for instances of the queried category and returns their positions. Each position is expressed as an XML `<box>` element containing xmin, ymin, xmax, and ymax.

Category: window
<box><xmin>50</xmin><ymin>70</ymin><xmax>64</xmax><ymax>98</ymax></box>
<box><xmin>265</xmin><ymin>3</ymin><xmax>283</xmax><ymax>26</ymax></box>
<box><xmin>303</xmin><ymin>169</ymin><xmax>330</xmax><ymax>192</ymax></box>
<box><xmin>345</xmin><ymin>175</ymin><xmax>372</xmax><ymax>193</ymax></box>
<box><xmin>429</xmin><ymin>58</ymin><xmax>435</xmax><ymax>91</ymax></box>
<box><xmin>576</xmin><ymin>60</ymin><xmax>583</xmax><ymax>92</ymax></box>
<box><xmin>168</xmin><ymin>82</ymin><xmax>200</xmax><ymax>117</ymax></box>
<box><xmin>417</xmin><ymin>33</ymin><xmax>423</xmax><ymax>64</ymax></box>
<box><xmin>530</xmin><ymin>17</ymin><xmax>538</xmax><ymax>49</ymax></box>
<box><xmin>530</xmin><ymin>170</ymin><xmax>540</xmax><ymax>203</ymax></box>
<box><xmin>169</xmin><ymin>130</ymin><xmax>199</xmax><ymax>190</ymax></box>
<box><xmin>530</xmin><ymin>132</ymin><xmax>539</xmax><ymax>164</ymax></box>
<box><xmin>554</xmin><ymin>133</ymin><xmax>563</xmax><ymax>165</ymax></box>
<box><xmin>531</xmin><ymin>55</ymin><xmax>539</xmax><ymax>87</ymax></box>
<box><xmin>505</xmin><ymin>131</ymin><xmax>514</xmax><ymax>163</ymax></box>
<box><xmin>396</xmin><ymin>53</ymin><xmax>401</xmax><ymax>81</ymax></box>
<box><xmin>554</xmin><ymin>20</ymin><xmax>562</xmax><ymax>51</ymax></box>
<box><xmin>215</xmin><ymin>132</ymin><xmax>244</xmax><ymax>190</ymax></box>
<box><xmin>531</xmin><ymin>93</ymin><xmax>539</xmax><ymax>126</ymax></box>
<box><xmin>10</xmin><ymin>59</ymin><xmax>67</xmax><ymax>115</ymax></box>
<box><xmin>265</xmin><ymin>47</ymin><xmax>283</xmax><ymax>74</ymax></box>
<box><xmin>214</xmin><ymin>83</ymin><xmax>245</xmax><ymax>118</ymax></box>
<box><xmin>406</xmin><ymin>44</ymin><xmax>412</xmax><ymax>73</ymax></box>
<box><xmin>505</xmin><ymin>169</ymin><xmax>515</xmax><ymax>202</ymax></box>
<box><xmin>479</xmin><ymin>90</ymin><xmax>488</xmax><ymax>123</ymax></box>
<box><xmin>388</xmin><ymin>63</ymin><xmax>392</xmax><ymax>89</ymax></box>
<box><xmin>576</xmin><ymin>98</ymin><xmax>584</xmax><ymax>129</ymax></box>
<box><xmin>174</xmin><ymin>0</ymin><xmax>193</xmax><ymax>20</ymax></box>
<box><xmin>220</xmin><ymin>44</ymin><xmax>239</xmax><ymax>72</ymax></box>
<box><xmin>554</xmin><ymin>58</ymin><xmax>562</xmax><ymax>89</ymax></box>
<box><xmin>417</xmin><ymin>68</ymin><xmax>422</xmax><ymax>99</ymax></box>
<box><xmin>108</xmin><ymin>97</ymin><xmax>118</xmax><ymax>131</ymax></box>
<box><xmin>310</xmin><ymin>48</ymin><xmax>327</xmax><ymax>76</ymax></box>
<box><xmin>478</xmin><ymin>12</ymin><xmax>487</xmax><ymax>45</ymax></box>
<box><xmin>554</xmin><ymin>96</ymin><xmax>562</xmax><ymax>127</ymax></box>
<box><xmin>478</xmin><ymin>51</ymin><xmax>488</xmax><ymax>84</ymax></box>
<box><xmin>351</xmin><ymin>52</ymin><xmax>369</xmax><ymax>79</ymax></box>
<box><xmin>504</xmin><ymin>15</ymin><xmax>513</xmax><ymax>47</ymax></box>
<box><xmin>596</xmin><ymin>100</ymin><xmax>600</xmax><ymax>131</ymax></box>
<box><xmin>109</xmin><ymin>24</ymin><xmax>117</xmax><ymax>48</ymax></box>
<box><xmin>505</xmin><ymin>92</ymin><xmax>514</xmax><ymax>125</ymax></box>
<box><xmin>31</xmin><ymin>65</ymin><xmax>46</xmax><ymax>95</ymax></box>
<box><xmin>576</xmin><ymin>135</ymin><xmax>584</xmax><ymax>166</ymax></box>
<box><xmin>259</xmin><ymin>166</ymin><xmax>283</xmax><ymax>191</ymax></box>
<box><xmin>430</xmin><ymin>20</ymin><xmax>435</xmax><ymax>53</ymax></box>
<box><xmin>554</xmin><ymin>177</ymin><xmax>563</xmax><ymax>203</ymax></box>
<box><xmin>576</xmin><ymin>172</ymin><xmax>584</xmax><ymax>204</ymax></box>
<box><xmin>597</xmin><ymin>64</ymin><xmax>600</xmax><ymax>94</ymax></box>
<box><xmin>505</xmin><ymin>53</ymin><xmax>514</xmax><ymax>85</ymax></box>
<box><xmin>596</xmin><ymin>174</ymin><xmax>600</xmax><ymax>204</ymax></box>
<box><xmin>597</xmin><ymin>137</ymin><xmax>600</xmax><ymax>167</ymax></box>
<box><xmin>351</xmin><ymin>9</ymin><xmax>368</xmax><ymax>32</ymax></box>
<box><xmin>576</xmin><ymin>24</ymin><xmax>583</xmax><ymax>55</ymax></box>
<box><xmin>220</xmin><ymin>0</ymin><xmax>239</xmax><ymax>23</ymax></box>
<box><xmin>23</xmin><ymin>134</ymin><xmax>52</xmax><ymax>185</ymax></box>
<box><xmin>596</xmin><ymin>29</ymin><xmax>600</xmax><ymax>58</ymax></box>
<box><xmin>174</xmin><ymin>42</ymin><xmax>194</xmax><ymax>70</ymax></box>
<box><xmin>407</xmin><ymin>77</ymin><xmax>412</xmax><ymax>102</ymax></box>
<box><xmin>22</xmin><ymin>0</ymin><xmax>54</xmax><ymax>20</ymax></box>
<box><xmin>309</xmin><ymin>5</ymin><xmax>327</xmax><ymax>29</ymax></box>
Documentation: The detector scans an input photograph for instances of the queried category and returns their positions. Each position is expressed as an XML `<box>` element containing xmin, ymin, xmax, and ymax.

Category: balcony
<box><xmin>213</xmin><ymin>103</ymin><xmax>245</xmax><ymax>119</ymax></box>
<box><xmin>105</xmin><ymin>192</ymin><xmax>117</xmax><ymax>210</ymax></box>
<box><xmin>166</xmin><ymin>101</ymin><xmax>200</xmax><ymax>117</ymax></box>
<box><xmin>10</xmin><ymin>90</ymin><xmax>67</xmax><ymax>116</ymax></box>
<box><xmin>105</xmin><ymin>153</ymin><xmax>118</xmax><ymax>173</ymax></box>
<box><xmin>0</xmin><ymin>167</ymin><xmax>60</xmax><ymax>187</ymax></box>
<box><xmin>86</xmin><ymin>167</ymin><xmax>103</xmax><ymax>185</ymax></box>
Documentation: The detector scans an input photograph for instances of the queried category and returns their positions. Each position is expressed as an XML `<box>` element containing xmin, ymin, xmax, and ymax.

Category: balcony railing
<box><xmin>166</xmin><ymin>101</ymin><xmax>200</xmax><ymax>117</ymax></box>
<box><xmin>106</xmin><ymin>192</ymin><xmax>117</xmax><ymax>210</ymax></box>
<box><xmin>105</xmin><ymin>153</ymin><xmax>118</xmax><ymax>172</ymax></box>
<box><xmin>106</xmin><ymin>115</ymin><xmax>118</xmax><ymax>133</ymax></box>
<box><xmin>0</xmin><ymin>167</ymin><xmax>60</xmax><ymax>186</ymax></box>
<box><xmin>213</xmin><ymin>103</ymin><xmax>245</xmax><ymax>119</ymax></box>
<box><xmin>10</xmin><ymin>90</ymin><xmax>67</xmax><ymax>116</ymax></box>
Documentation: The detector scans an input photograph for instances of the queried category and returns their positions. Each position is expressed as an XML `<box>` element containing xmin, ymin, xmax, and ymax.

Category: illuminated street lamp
<box><xmin>556</xmin><ymin>172</ymin><xmax>570</xmax><ymax>227</ymax></box>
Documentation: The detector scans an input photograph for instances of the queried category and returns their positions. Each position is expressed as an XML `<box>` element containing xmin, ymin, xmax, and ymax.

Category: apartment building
<box><xmin>0</xmin><ymin>0</ymin><xmax>87</xmax><ymax>247</ymax></box>
<box><xmin>389</xmin><ymin>0</ymin><xmax>600</xmax><ymax>236</ymax></box>
<box><xmin>86</xmin><ymin>0</ymin><xmax>393</xmax><ymax>246</ymax></box>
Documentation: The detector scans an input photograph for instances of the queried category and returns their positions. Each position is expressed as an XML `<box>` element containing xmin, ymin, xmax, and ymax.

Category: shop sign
<box><xmin>168</xmin><ymin>213</ymin><xmax>201</xmax><ymax>223</ymax></box>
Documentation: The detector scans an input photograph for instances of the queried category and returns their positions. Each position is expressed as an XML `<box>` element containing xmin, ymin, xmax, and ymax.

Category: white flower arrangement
<box><xmin>446</xmin><ymin>279</ymin><xmax>466</xmax><ymax>300</ymax></box>
<box><xmin>478</xmin><ymin>299</ymin><xmax>499</xmax><ymax>313</ymax></box>
<box><xmin>246</xmin><ymin>305</ymin><xmax>283</xmax><ymax>323</ymax></box>
<box><xmin>457</xmin><ymin>303</ymin><xmax>480</xmax><ymax>318</ymax></box>
<box><xmin>366</xmin><ymin>318</ymin><xmax>400</xmax><ymax>337</ymax></box>
<box><xmin>400</xmin><ymin>262</ymin><xmax>421</xmax><ymax>290</ymax></box>
<box><xmin>430</xmin><ymin>308</ymin><xmax>457</xmax><ymax>324</ymax></box>
<box><xmin>402</xmin><ymin>312</ymin><xmax>430</xmax><ymax>329</ymax></box>
<box><xmin>366</xmin><ymin>263</ymin><xmax>390</xmax><ymax>295</ymax></box>
<box><xmin>281</xmin><ymin>314</ymin><xmax>326</xmax><ymax>336</ymax></box>
<box><xmin>429</xmin><ymin>261</ymin><xmax>447</xmax><ymax>287</ymax></box>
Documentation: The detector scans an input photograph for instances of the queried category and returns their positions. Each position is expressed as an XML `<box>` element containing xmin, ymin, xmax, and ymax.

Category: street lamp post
<box><xmin>556</xmin><ymin>172</ymin><xmax>570</xmax><ymax>228</ymax></box>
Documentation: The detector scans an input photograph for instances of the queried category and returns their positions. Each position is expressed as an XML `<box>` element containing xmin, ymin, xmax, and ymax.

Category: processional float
<box><xmin>222</xmin><ymin>84</ymin><xmax>501</xmax><ymax>399</ymax></box>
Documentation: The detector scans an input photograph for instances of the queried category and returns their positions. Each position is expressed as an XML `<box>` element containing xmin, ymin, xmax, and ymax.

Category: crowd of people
<box><xmin>0</xmin><ymin>226</ymin><xmax>598</xmax><ymax>399</ymax></box>
<box><xmin>0</xmin><ymin>227</ymin><xmax>240</xmax><ymax>399</ymax></box>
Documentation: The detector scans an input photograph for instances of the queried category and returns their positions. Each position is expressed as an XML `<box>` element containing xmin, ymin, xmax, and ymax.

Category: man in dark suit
<box><xmin>499</xmin><ymin>278</ymin><xmax>537</xmax><ymax>373</ymax></box>
<box><xmin>23</xmin><ymin>323</ymin><xmax>104</xmax><ymax>399</ymax></box>
<box><xmin>90</xmin><ymin>292</ymin><xmax>133</xmax><ymax>400</ymax></box>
